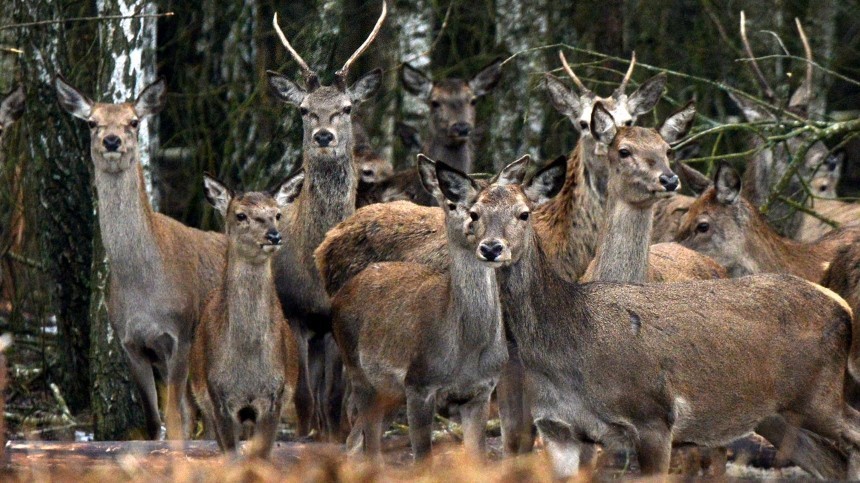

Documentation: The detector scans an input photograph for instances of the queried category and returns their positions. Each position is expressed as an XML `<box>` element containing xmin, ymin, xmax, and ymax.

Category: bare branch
<box><xmin>739</xmin><ymin>11</ymin><xmax>775</xmax><ymax>101</ymax></box>
<box><xmin>0</xmin><ymin>12</ymin><xmax>173</xmax><ymax>32</ymax></box>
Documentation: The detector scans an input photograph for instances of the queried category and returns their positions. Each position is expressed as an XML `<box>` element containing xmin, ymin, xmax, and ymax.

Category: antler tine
<box><xmin>614</xmin><ymin>51</ymin><xmax>637</xmax><ymax>97</ymax></box>
<box><xmin>273</xmin><ymin>13</ymin><xmax>319</xmax><ymax>88</ymax></box>
<box><xmin>336</xmin><ymin>0</ymin><xmax>388</xmax><ymax>85</ymax></box>
<box><xmin>739</xmin><ymin>11</ymin><xmax>775</xmax><ymax>101</ymax></box>
<box><xmin>795</xmin><ymin>17</ymin><xmax>813</xmax><ymax>100</ymax></box>
<box><xmin>558</xmin><ymin>51</ymin><xmax>591</xmax><ymax>95</ymax></box>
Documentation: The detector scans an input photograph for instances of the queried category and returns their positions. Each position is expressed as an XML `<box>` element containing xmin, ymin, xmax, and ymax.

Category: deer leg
<box><xmin>124</xmin><ymin>344</ymin><xmax>161</xmax><ymax>439</ymax></box>
<box><xmin>290</xmin><ymin>321</ymin><xmax>314</xmax><ymax>437</ymax></box>
<box><xmin>248</xmin><ymin>402</ymin><xmax>281</xmax><ymax>460</ymax></box>
<box><xmin>165</xmin><ymin>341</ymin><xmax>191</xmax><ymax>440</ymax></box>
<box><xmin>323</xmin><ymin>333</ymin><xmax>347</xmax><ymax>441</ymax></box>
<box><xmin>345</xmin><ymin>382</ymin><xmax>384</xmax><ymax>461</ymax></box>
<box><xmin>406</xmin><ymin>387</ymin><xmax>435</xmax><ymax>461</ymax></box>
<box><xmin>308</xmin><ymin>333</ymin><xmax>327</xmax><ymax>437</ymax></box>
<box><xmin>755</xmin><ymin>416</ymin><xmax>846</xmax><ymax>479</ymax></box>
<box><xmin>535</xmin><ymin>418</ymin><xmax>581</xmax><ymax>479</ymax></box>
<box><xmin>212</xmin><ymin>396</ymin><xmax>238</xmax><ymax>454</ymax></box>
<box><xmin>459</xmin><ymin>390</ymin><xmax>492</xmax><ymax>458</ymax></box>
<box><xmin>497</xmin><ymin>343</ymin><xmax>535</xmax><ymax>455</ymax></box>
<box><xmin>635</xmin><ymin>427</ymin><xmax>672</xmax><ymax>475</ymax></box>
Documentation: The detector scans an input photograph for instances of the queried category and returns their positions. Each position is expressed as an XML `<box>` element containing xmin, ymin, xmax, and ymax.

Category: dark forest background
<box><xmin>0</xmin><ymin>0</ymin><xmax>858</xmax><ymax>438</ymax></box>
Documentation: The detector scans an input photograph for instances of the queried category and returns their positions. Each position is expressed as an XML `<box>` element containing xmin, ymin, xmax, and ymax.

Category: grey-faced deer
<box><xmin>333</xmin><ymin>155</ymin><xmax>560</xmax><ymax>461</ymax></box>
<box><xmin>732</xmin><ymin>12</ymin><xmax>836</xmax><ymax>238</ymax></box>
<box><xmin>676</xmin><ymin>163</ymin><xmax>860</xmax><ymax>282</ymax></box>
<box><xmin>266</xmin><ymin>1</ymin><xmax>385</xmax><ymax>439</ymax></box>
<box><xmin>191</xmin><ymin>173</ymin><xmax>303</xmax><ymax>459</ymax></box>
<box><xmin>472</xmin><ymin>165</ymin><xmax>860</xmax><ymax>479</ymax></box>
<box><xmin>580</xmin><ymin>101</ymin><xmax>726</xmax><ymax>283</ymax></box>
<box><xmin>797</xmin><ymin>151</ymin><xmax>860</xmax><ymax>243</ymax></box>
<box><xmin>55</xmin><ymin>77</ymin><xmax>227</xmax><ymax>440</ymax></box>
<box><xmin>0</xmin><ymin>86</ymin><xmax>26</xmax><ymax>312</ymax></box>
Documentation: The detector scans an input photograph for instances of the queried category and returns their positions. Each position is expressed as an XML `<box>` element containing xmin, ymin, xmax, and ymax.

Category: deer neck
<box><xmin>741</xmin><ymin>210</ymin><xmax>830</xmax><ymax>281</ymax></box>
<box><xmin>591</xmin><ymin>197</ymin><xmax>654</xmax><ymax>283</ymax></box>
<box><xmin>93</xmin><ymin>157</ymin><xmax>161</xmax><ymax>282</ymax></box>
<box><xmin>446</xmin><ymin>238</ymin><xmax>503</xmax><ymax>346</ymax></box>
<box><xmin>533</xmin><ymin>140</ymin><xmax>605</xmax><ymax>280</ymax></box>
<box><xmin>223</xmin><ymin>247</ymin><xmax>278</xmax><ymax>349</ymax></box>
<box><xmin>426</xmin><ymin>134</ymin><xmax>473</xmax><ymax>174</ymax></box>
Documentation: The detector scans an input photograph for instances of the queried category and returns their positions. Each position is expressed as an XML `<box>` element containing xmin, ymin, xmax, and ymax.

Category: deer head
<box><xmin>464</xmin><ymin>156</ymin><xmax>567</xmax><ymax>266</ymax></box>
<box><xmin>810</xmin><ymin>151</ymin><xmax>844</xmax><ymax>199</ymax></box>
<box><xmin>354</xmin><ymin>144</ymin><xmax>393</xmax><ymax>184</ymax></box>
<box><xmin>402</xmin><ymin>58</ymin><xmax>503</xmax><ymax>147</ymax></box>
<box><xmin>544</xmin><ymin>51</ymin><xmax>667</xmax><ymax>141</ymax></box>
<box><xmin>55</xmin><ymin>76</ymin><xmax>166</xmax><ymax>174</ymax></box>
<box><xmin>0</xmin><ymin>86</ymin><xmax>25</xmax><ymax>139</ymax></box>
<box><xmin>589</xmin><ymin>100</ymin><xmax>696</xmax><ymax>207</ymax></box>
<box><xmin>267</xmin><ymin>2</ymin><xmax>386</xmax><ymax>155</ymax></box>
<box><xmin>203</xmin><ymin>170</ymin><xmax>305</xmax><ymax>263</ymax></box>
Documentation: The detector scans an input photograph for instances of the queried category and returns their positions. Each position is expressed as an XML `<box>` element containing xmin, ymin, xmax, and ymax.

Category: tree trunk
<box><xmin>89</xmin><ymin>0</ymin><xmax>155</xmax><ymax>439</ymax></box>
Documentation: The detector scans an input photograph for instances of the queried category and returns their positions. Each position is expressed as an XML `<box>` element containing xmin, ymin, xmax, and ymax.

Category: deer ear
<box><xmin>544</xmin><ymin>74</ymin><xmax>582</xmax><ymax>121</ymax></box>
<box><xmin>268</xmin><ymin>71</ymin><xmax>307</xmax><ymax>107</ymax></box>
<box><xmin>659</xmin><ymin>101</ymin><xmax>696</xmax><ymax>143</ymax></box>
<box><xmin>0</xmin><ymin>86</ymin><xmax>25</xmax><ymax>125</ymax></box>
<box><xmin>416</xmin><ymin>154</ymin><xmax>441</xmax><ymax>200</ymax></box>
<box><xmin>469</xmin><ymin>57</ymin><xmax>503</xmax><ymax>97</ymax></box>
<box><xmin>349</xmin><ymin>68</ymin><xmax>382</xmax><ymax>104</ymax></box>
<box><xmin>827</xmin><ymin>151</ymin><xmax>845</xmax><ymax>172</ymax></box>
<box><xmin>271</xmin><ymin>168</ymin><xmax>305</xmax><ymax>206</ymax></box>
<box><xmin>590</xmin><ymin>102</ymin><xmax>617</xmax><ymax>145</ymax></box>
<box><xmin>55</xmin><ymin>75</ymin><xmax>93</xmax><ymax>120</ymax></box>
<box><xmin>675</xmin><ymin>161</ymin><xmax>711</xmax><ymax>195</ymax></box>
<box><xmin>402</xmin><ymin>63</ymin><xmax>433</xmax><ymax>98</ymax></box>
<box><xmin>203</xmin><ymin>174</ymin><xmax>233</xmax><ymax>217</ymax></box>
<box><xmin>525</xmin><ymin>155</ymin><xmax>567</xmax><ymax>205</ymax></box>
<box><xmin>134</xmin><ymin>78</ymin><xmax>167</xmax><ymax>117</ymax></box>
<box><xmin>436</xmin><ymin>161</ymin><xmax>479</xmax><ymax>207</ymax></box>
<box><xmin>493</xmin><ymin>155</ymin><xmax>531</xmax><ymax>186</ymax></box>
<box><xmin>714</xmin><ymin>163</ymin><xmax>741</xmax><ymax>205</ymax></box>
<box><xmin>626</xmin><ymin>72</ymin><xmax>666</xmax><ymax>116</ymax></box>
<box><xmin>728</xmin><ymin>92</ymin><xmax>773</xmax><ymax>122</ymax></box>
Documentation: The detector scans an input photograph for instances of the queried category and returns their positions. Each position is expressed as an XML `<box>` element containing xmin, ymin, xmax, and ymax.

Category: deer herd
<box><xmin>2</xmin><ymin>1</ymin><xmax>860</xmax><ymax>479</ymax></box>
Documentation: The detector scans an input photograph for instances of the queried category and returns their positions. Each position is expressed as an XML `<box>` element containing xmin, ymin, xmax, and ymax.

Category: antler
<box><xmin>558</xmin><ymin>51</ymin><xmax>592</xmax><ymax>96</ymax></box>
<box><xmin>335</xmin><ymin>1</ymin><xmax>387</xmax><ymax>88</ymax></box>
<box><xmin>739</xmin><ymin>11</ymin><xmax>775</xmax><ymax>101</ymax></box>
<box><xmin>791</xmin><ymin>17</ymin><xmax>813</xmax><ymax>110</ymax></box>
<box><xmin>273</xmin><ymin>12</ymin><xmax>320</xmax><ymax>90</ymax></box>
<box><xmin>613</xmin><ymin>51</ymin><xmax>636</xmax><ymax>97</ymax></box>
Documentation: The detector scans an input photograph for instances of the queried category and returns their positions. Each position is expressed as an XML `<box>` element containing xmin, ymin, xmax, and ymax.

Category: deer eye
<box><xmin>236</xmin><ymin>213</ymin><xmax>247</xmax><ymax>221</ymax></box>
<box><xmin>518</xmin><ymin>211</ymin><xmax>530</xmax><ymax>221</ymax></box>
<box><xmin>579</xmin><ymin>121</ymin><xmax>588</xmax><ymax>130</ymax></box>
<box><xmin>88</xmin><ymin>120</ymin><xmax>98</xmax><ymax>129</ymax></box>
<box><xmin>696</xmin><ymin>221</ymin><xmax>709</xmax><ymax>233</ymax></box>
<box><xmin>276</xmin><ymin>212</ymin><xmax>282</xmax><ymax>220</ymax></box>
<box><xmin>430</xmin><ymin>100</ymin><xmax>441</xmax><ymax>109</ymax></box>
<box><xmin>343</xmin><ymin>105</ymin><xmax>352</xmax><ymax>115</ymax></box>
<box><xmin>300</xmin><ymin>107</ymin><xmax>309</xmax><ymax>116</ymax></box>
<box><xmin>624</xmin><ymin>120</ymin><xmax>633</xmax><ymax>127</ymax></box>
<box><xmin>130</xmin><ymin>119</ymin><xmax>139</xmax><ymax>128</ymax></box>
<box><xmin>619</xmin><ymin>148</ymin><xmax>631</xmax><ymax>158</ymax></box>
<box><xmin>469</xmin><ymin>211</ymin><xmax>480</xmax><ymax>221</ymax></box>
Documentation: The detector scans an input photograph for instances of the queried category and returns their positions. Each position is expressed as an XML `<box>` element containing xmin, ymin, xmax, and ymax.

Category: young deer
<box><xmin>55</xmin><ymin>77</ymin><xmax>227</xmax><ymax>439</ymax></box>
<box><xmin>191</xmin><ymin>173</ymin><xmax>302</xmax><ymax>459</ymax></box>
<box><xmin>797</xmin><ymin>151</ymin><xmax>859</xmax><ymax>243</ymax></box>
<box><xmin>675</xmin><ymin>163</ymin><xmax>860</xmax><ymax>282</ymax></box>
<box><xmin>266</xmin><ymin>1</ymin><xmax>385</xmax><ymax>439</ymax></box>
<box><xmin>471</xmin><ymin>165</ymin><xmax>860</xmax><ymax>479</ymax></box>
<box><xmin>332</xmin><ymin>155</ymin><xmax>560</xmax><ymax>461</ymax></box>
<box><xmin>580</xmin><ymin>101</ymin><xmax>726</xmax><ymax>283</ymax></box>
<box><xmin>0</xmin><ymin>86</ymin><xmax>26</xmax><ymax>311</ymax></box>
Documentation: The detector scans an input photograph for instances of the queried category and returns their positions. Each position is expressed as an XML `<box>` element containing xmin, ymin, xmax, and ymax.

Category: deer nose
<box><xmin>313</xmin><ymin>130</ymin><xmax>334</xmax><ymax>147</ymax></box>
<box><xmin>265</xmin><ymin>229</ymin><xmax>282</xmax><ymax>245</ymax></box>
<box><xmin>659</xmin><ymin>173</ymin><xmax>680</xmax><ymax>192</ymax></box>
<box><xmin>450</xmin><ymin>122</ymin><xmax>471</xmax><ymax>138</ymax></box>
<box><xmin>103</xmin><ymin>135</ymin><xmax>122</xmax><ymax>152</ymax></box>
<box><xmin>478</xmin><ymin>240</ymin><xmax>505</xmax><ymax>262</ymax></box>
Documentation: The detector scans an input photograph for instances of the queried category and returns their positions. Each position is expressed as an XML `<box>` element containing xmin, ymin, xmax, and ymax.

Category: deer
<box><xmin>191</xmin><ymin>173</ymin><xmax>303</xmax><ymax>459</ymax></box>
<box><xmin>797</xmin><ymin>151</ymin><xmax>860</xmax><ymax>243</ymax></box>
<box><xmin>55</xmin><ymin>77</ymin><xmax>227</xmax><ymax>440</ymax></box>
<box><xmin>731</xmin><ymin>12</ymin><xmax>839</xmax><ymax>239</ymax></box>
<box><xmin>354</xmin><ymin>144</ymin><xmax>394</xmax><ymax>208</ymax></box>
<box><xmin>675</xmin><ymin>162</ymin><xmax>860</xmax><ymax>282</ymax></box>
<box><xmin>579</xmin><ymin>101</ymin><xmax>726</xmax><ymax>284</ymax></box>
<box><xmin>333</xmin><ymin>154</ymin><xmax>562</xmax><ymax>461</ymax></box>
<box><xmin>0</xmin><ymin>86</ymin><xmax>26</xmax><ymax>313</ymax></box>
<box><xmin>469</xmin><ymin>159</ymin><xmax>860</xmax><ymax>479</ymax></box>
<box><xmin>315</xmin><ymin>52</ymin><xmax>668</xmax><ymax>455</ymax></box>
<box><xmin>266</xmin><ymin>0</ymin><xmax>386</xmax><ymax>439</ymax></box>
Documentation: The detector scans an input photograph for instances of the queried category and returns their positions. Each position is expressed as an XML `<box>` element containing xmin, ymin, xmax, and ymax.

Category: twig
<box><xmin>398</xmin><ymin>2</ymin><xmax>454</xmax><ymax>68</ymax></box>
<box><xmin>0</xmin><ymin>12</ymin><xmax>174</xmax><ymax>32</ymax></box>
<box><xmin>5</xmin><ymin>251</ymin><xmax>47</xmax><ymax>271</ymax></box>
<box><xmin>737</xmin><ymin>54</ymin><xmax>860</xmax><ymax>89</ymax></box>
<box><xmin>49</xmin><ymin>383</ymin><xmax>76</xmax><ymax>424</ymax></box>
<box><xmin>777</xmin><ymin>196</ymin><xmax>840</xmax><ymax>229</ymax></box>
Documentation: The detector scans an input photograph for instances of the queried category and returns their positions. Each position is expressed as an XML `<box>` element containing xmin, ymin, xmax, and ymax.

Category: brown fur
<box><xmin>651</xmin><ymin>194</ymin><xmax>695</xmax><ymax>243</ymax></box>
<box><xmin>798</xmin><ymin>198</ymin><xmax>860</xmax><ymax>243</ymax></box>
<box><xmin>55</xmin><ymin>77</ymin><xmax>227</xmax><ymax>440</ymax></box>
<box><xmin>192</xmin><ymin>183</ymin><xmax>299</xmax><ymax>459</ymax></box>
